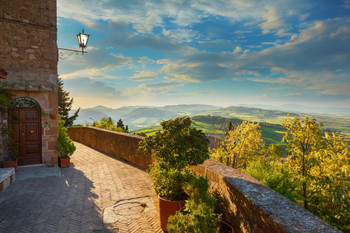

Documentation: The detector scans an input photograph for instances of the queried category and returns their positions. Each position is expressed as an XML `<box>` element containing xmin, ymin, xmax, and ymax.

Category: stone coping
<box><xmin>0</xmin><ymin>168</ymin><xmax>15</xmax><ymax>183</ymax></box>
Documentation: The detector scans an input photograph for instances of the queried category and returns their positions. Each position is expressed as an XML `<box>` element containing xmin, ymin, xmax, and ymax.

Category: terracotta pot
<box><xmin>158</xmin><ymin>195</ymin><xmax>186</xmax><ymax>232</ymax></box>
<box><xmin>3</xmin><ymin>160</ymin><xmax>18</xmax><ymax>172</ymax></box>
<box><xmin>58</xmin><ymin>157</ymin><xmax>70</xmax><ymax>168</ymax></box>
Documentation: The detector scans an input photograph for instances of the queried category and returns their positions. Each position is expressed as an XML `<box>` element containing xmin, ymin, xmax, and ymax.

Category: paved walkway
<box><xmin>0</xmin><ymin>142</ymin><xmax>162</xmax><ymax>233</ymax></box>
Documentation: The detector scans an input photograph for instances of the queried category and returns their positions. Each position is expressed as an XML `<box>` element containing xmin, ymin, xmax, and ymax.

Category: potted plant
<box><xmin>57</xmin><ymin>115</ymin><xmax>76</xmax><ymax>168</ymax></box>
<box><xmin>139</xmin><ymin>117</ymin><xmax>209</xmax><ymax>231</ymax></box>
<box><xmin>2</xmin><ymin>136</ymin><xmax>19</xmax><ymax>172</ymax></box>
<box><xmin>167</xmin><ymin>175</ymin><xmax>221</xmax><ymax>233</ymax></box>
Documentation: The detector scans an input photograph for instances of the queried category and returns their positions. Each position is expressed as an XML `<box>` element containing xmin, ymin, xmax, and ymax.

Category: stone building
<box><xmin>0</xmin><ymin>0</ymin><xmax>58</xmax><ymax>165</ymax></box>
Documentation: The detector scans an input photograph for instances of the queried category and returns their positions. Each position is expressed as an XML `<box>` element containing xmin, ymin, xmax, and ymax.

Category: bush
<box><xmin>167</xmin><ymin>176</ymin><xmax>221</xmax><ymax>233</ymax></box>
<box><xmin>57</xmin><ymin>115</ymin><xmax>76</xmax><ymax>158</ymax></box>
<box><xmin>139</xmin><ymin>117</ymin><xmax>209</xmax><ymax>200</ymax></box>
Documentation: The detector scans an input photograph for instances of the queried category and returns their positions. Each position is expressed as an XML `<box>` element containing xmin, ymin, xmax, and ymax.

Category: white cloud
<box><xmin>233</xmin><ymin>46</ymin><xmax>243</xmax><ymax>54</ymax></box>
<box><xmin>129</xmin><ymin>71</ymin><xmax>158</xmax><ymax>81</ymax></box>
<box><xmin>123</xmin><ymin>80</ymin><xmax>184</xmax><ymax>96</ymax></box>
<box><xmin>133</xmin><ymin>12</ymin><xmax>159</xmax><ymax>34</ymax></box>
<box><xmin>260</xmin><ymin>5</ymin><xmax>283</xmax><ymax>34</ymax></box>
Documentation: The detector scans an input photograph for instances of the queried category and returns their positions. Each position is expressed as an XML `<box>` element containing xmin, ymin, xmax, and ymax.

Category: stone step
<box><xmin>0</xmin><ymin>167</ymin><xmax>16</xmax><ymax>191</ymax></box>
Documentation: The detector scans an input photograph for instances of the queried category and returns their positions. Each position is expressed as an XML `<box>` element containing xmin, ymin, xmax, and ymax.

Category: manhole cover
<box><xmin>103</xmin><ymin>197</ymin><xmax>155</xmax><ymax>224</ymax></box>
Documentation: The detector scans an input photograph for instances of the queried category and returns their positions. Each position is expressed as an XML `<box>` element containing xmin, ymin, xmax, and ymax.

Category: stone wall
<box><xmin>67</xmin><ymin>127</ymin><xmax>153</xmax><ymax>170</ymax></box>
<box><xmin>67</xmin><ymin>126</ymin><xmax>340</xmax><ymax>233</ymax></box>
<box><xmin>0</xmin><ymin>0</ymin><xmax>58</xmax><ymax>164</ymax></box>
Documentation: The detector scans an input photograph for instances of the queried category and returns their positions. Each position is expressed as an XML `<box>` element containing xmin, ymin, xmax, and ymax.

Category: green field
<box><xmin>132</xmin><ymin>115</ymin><xmax>287</xmax><ymax>147</ymax></box>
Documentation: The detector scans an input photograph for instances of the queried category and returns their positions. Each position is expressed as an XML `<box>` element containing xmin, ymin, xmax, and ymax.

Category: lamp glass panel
<box><xmin>78</xmin><ymin>34</ymin><xmax>89</xmax><ymax>48</ymax></box>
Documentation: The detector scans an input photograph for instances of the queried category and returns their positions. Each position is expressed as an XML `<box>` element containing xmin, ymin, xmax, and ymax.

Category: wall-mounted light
<box><xmin>77</xmin><ymin>28</ymin><xmax>89</xmax><ymax>54</ymax></box>
<box><xmin>58</xmin><ymin>28</ymin><xmax>90</xmax><ymax>58</ymax></box>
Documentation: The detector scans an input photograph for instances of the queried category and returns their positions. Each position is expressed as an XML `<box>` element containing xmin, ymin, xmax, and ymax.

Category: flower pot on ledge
<box><xmin>3</xmin><ymin>160</ymin><xmax>18</xmax><ymax>172</ymax></box>
<box><xmin>58</xmin><ymin>157</ymin><xmax>70</xmax><ymax>168</ymax></box>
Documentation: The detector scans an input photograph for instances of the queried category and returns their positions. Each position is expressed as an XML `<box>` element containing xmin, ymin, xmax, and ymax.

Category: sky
<box><xmin>57</xmin><ymin>0</ymin><xmax>350</xmax><ymax>110</ymax></box>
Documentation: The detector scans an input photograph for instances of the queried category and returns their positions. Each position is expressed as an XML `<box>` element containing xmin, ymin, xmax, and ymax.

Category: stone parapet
<box><xmin>67</xmin><ymin>126</ymin><xmax>340</xmax><ymax>233</ymax></box>
<box><xmin>67</xmin><ymin>127</ymin><xmax>152</xmax><ymax>170</ymax></box>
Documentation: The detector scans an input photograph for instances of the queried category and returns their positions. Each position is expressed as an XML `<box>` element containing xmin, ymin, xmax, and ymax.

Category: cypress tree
<box><xmin>58</xmin><ymin>77</ymin><xmax>80</xmax><ymax>127</ymax></box>
<box><xmin>117</xmin><ymin>119</ymin><xmax>125</xmax><ymax>129</ymax></box>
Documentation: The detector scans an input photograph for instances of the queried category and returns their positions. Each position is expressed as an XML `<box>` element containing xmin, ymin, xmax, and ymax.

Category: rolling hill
<box><xmin>73</xmin><ymin>104</ymin><xmax>219</xmax><ymax>129</ymax></box>
<box><xmin>132</xmin><ymin>115</ymin><xmax>287</xmax><ymax>147</ymax></box>
<box><xmin>73</xmin><ymin>104</ymin><xmax>350</xmax><ymax>143</ymax></box>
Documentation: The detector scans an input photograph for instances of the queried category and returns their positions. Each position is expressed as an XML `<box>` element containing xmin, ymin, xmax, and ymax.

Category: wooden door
<box><xmin>10</xmin><ymin>108</ymin><xmax>42</xmax><ymax>165</ymax></box>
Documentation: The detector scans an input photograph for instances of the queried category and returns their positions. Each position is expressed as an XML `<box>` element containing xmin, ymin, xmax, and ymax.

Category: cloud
<box><xmin>243</xmin><ymin>18</ymin><xmax>350</xmax><ymax>73</ymax></box>
<box><xmin>151</xmin><ymin>17</ymin><xmax>350</xmax><ymax>97</ymax></box>
<box><xmin>233</xmin><ymin>46</ymin><xmax>243</xmax><ymax>54</ymax></box>
<box><xmin>58</xmin><ymin>0</ymin><xmax>313</xmax><ymax>40</ymax></box>
<box><xmin>129</xmin><ymin>71</ymin><xmax>158</xmax><ymax>81</ymax></box>
<box><xmin>259</xmin><ymin>5</ymin><xmax>283</xmax><ymax>34</ymax></box>
<box><xmin>123</xmin><ymin>80</ymin><xmax>184</xmax><ymax>96</ymax></box>
<box><xmin>133</xmin><ymin>12</ymin><xmax>159</xmax><ymax>34</ymax></box>
<box><xmin>58</xmin><ymin>47</ymin><xmax>154</xmax><ymax>80</ymax></box>
<box><xmin>59</xmin><ymin>47</ymin><xmax>133</xmax><ymax>74</ymax></box>
<box><xmin>62</xmin><ymin>77</ymin><xmax>121</xmax><ymax>98</ymax></box>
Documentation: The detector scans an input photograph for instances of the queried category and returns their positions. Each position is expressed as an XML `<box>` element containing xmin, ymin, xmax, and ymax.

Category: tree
<box><xmin>117</xmin><ymin>119</ymin><xmax>125</xmax><ymax>129</ymax></box>
<box><xmin>58</xmin><ymin>78</ymin><xmax>80</xmax><ymax>127</ymax></box>
<box><xmin>282</xmin><ymin>115</ymin><xmax>324</xmax><ymax>209</ymax></box>
<box><xmin>211</xmin><ymin>121</ymin><xmax>265</xmax><ymax>169</ymax></box>
<box><xmin>226</xmin><ymin>121</ymin><xmax>234</xmax><ymax>136</ymax></box>
<box><xmin>138</xmin><ymin>117</ymin><xmax>209</xmax><ymax>200</ymax></box>
<box><xmin>308</xmin><ymin>132</ymin><xmax>350</xmax><ymax>232</ymax></box>
<box><xmin>245</xmin><ymin>144</ymin><xmax>300</xmax><ymax>202</ymax></box>
<box><xmin>92</xmin><ymin>117</ymin><xmax>129</xmax><ymax>133</ymax></box>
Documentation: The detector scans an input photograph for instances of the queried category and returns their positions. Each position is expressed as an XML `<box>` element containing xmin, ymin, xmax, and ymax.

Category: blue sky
<box><xmin>57</xmin><ymin>0</ymin><xmax>350</xmax><ymax>110</ymax></box>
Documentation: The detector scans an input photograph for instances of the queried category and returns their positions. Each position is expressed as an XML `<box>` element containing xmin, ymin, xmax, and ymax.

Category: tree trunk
<box><xmin>303</xmin><ymin>182</ymin><xmax>308</xmax><ymax>209</ymax></box>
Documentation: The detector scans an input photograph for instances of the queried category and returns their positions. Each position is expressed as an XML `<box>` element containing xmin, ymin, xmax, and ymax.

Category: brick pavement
<box><xmin>0</xmin><ymin>142</ymin><xmax>162</xmax><ymax>233</ymax></box>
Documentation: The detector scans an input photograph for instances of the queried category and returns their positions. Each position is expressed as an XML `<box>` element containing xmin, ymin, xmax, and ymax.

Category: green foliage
<box><xmin>226</xmin><ymin>121</ymin><xmax>234</xmax><ymax>136</ymax></box>
<box><xmin>281</xmin><ymin>115</ymin><xmax>350</xmax><ymax>232</ymax></box>
<box><xmin>135</xmin><ymin>132</ymin><xmax>146</xmax><ymax>137</ymax></box>
<box><xmin>307</xmin><ymin>133</ymin><xmax>350</xmax><ymax>232</ymax></box>
<box><xmin>245</xmin><ymin>156</ymin><xmax>299</xmax><ymax>202</ymax></box>
<box><xmin>117</xmin><ymin>118</ymin><xmax>125</xmax><ymax>128</ymax></box>
<box><xmin>57</xmin><ymin>115</ymin><xmax>76</xmax><ymax>158</ymax></box>
<box><xmin>0</xmin><ymin>82</ymin><xmax>17</xmax><ymax>161</ymax></box>
<box><xmin>58</xmin><ymin>78</ymin><xmax>80</xmax><ymax>127</ymax></box>
<box><xmin>211</xmin><ymin>121</ymin><xmax>265</xmax><ymax>169</ymax></box>
<box><xmin>167</xmin><ymin>176</ymin><xmax>220</xmax><ymax>233</ymax></box>
<box><xmin>139</xmin><ymin>117</ymin><xmax>209</xmax><ymax>200</ymax></box>
<box><xmin>92</xmin><ymin>117</ymin><xmax>129</xmax><ymax>133</ymax></box>
<box><xmin>0</xmin><ymin>82</ymin><xmax>14</xmax><ymax>113</ymax></box>
<box><xmin>282</xmin><ymin>115</ymin><xmax>324</xmax><ymax>209</ymax></box>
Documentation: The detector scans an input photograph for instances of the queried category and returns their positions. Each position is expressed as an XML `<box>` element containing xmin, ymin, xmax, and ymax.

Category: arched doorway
<box><xmin>10</xmin><ymin>98</ymin><xmax>42</xmax><ymax>165</ymax></box>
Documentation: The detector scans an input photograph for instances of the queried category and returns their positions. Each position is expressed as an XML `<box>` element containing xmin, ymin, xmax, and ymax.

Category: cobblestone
<box><xmin>0</xmin><ymin>142</ymin><xmax>161</xmax><ymax>233</ymax></box>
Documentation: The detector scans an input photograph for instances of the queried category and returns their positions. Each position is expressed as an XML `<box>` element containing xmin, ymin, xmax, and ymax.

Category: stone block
<box><xmin>0</xmin><ymin>168</ymin><xmax>15</xmax><ymax>191</ymax></box>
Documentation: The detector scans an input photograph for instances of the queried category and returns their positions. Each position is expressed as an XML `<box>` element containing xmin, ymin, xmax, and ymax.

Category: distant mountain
<box><xmin>73</xmin><ymin>104</ymin><xmax>220</xmax><ymax>129</ymax></box>
<box><xmin>237</xmin><ymin>104</ymin><xmax>350</xmax><ymax>116</ymax></box>
<box><xmin>199</xmin><ymin>106</ymin><xmax>350</xmax><ymax>139</ymax></box>
<box><xmin>72</xmin><ymin>104</ymin><xmax>350</xmax><ymax>142</ymax></box>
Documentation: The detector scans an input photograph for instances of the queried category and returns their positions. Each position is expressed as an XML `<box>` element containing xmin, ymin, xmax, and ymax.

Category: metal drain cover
<box><xmin>103</xmin><ymin>197</ymin><xmax>155</xmax><ymax>224</ymax></box>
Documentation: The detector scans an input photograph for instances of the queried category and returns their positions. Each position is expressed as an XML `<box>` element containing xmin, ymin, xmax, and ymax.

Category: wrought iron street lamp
<box><xmin>58</xmin><ymin>28</ymin><xmax>90</xmax><ymax>58</ymax></box>
<box><xmin>77</xmin><ymin>28</ymin><xmax>89</xmax><ymax>54</ymax></box>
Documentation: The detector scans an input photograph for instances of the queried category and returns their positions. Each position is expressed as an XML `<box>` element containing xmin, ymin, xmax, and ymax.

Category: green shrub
<box><xmin>57</xmin><ymin>115</ymin><xmax>76</xmax><ymax>158</ymax></box>
<box><xmin>167</xmin><ymin>176</ymin><xmax>221</xmax><ymax>233</ymax></box>
<box><xmin>139</xmin><ymin>117</ymin><xmax>209</xmax><ymax>200</ymax></box>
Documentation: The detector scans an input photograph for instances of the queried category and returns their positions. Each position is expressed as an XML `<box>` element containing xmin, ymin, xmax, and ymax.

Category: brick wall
<box><xmin>0</xmin><ymin>0</ymin><xmax>58</xmax><ymax>164</ymax></box>
<box><xmin>67</xmin><ymin>126</ymin><xmax>340</xmax><ymax>233</ymax></box>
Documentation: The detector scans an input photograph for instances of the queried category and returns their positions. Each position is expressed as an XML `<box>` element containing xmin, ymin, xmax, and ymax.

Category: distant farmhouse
<box><xmin>0</xmin><ymin>0</ymin><xmax>58</xmax><ymax>166</ymax></box>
